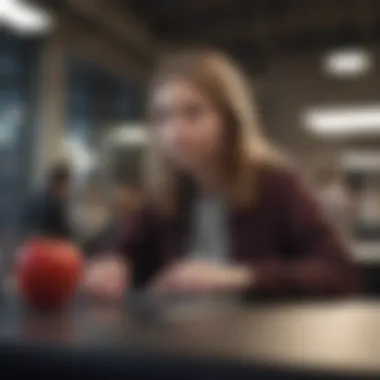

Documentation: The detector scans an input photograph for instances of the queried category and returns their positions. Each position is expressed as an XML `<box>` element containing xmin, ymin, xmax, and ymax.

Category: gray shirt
<box><xmin>189</xmin><ymin>195</ymin><xmax>230</xmax><ymax>263</ymax></box>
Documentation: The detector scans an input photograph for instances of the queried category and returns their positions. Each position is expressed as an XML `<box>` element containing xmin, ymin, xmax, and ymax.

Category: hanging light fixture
<box><xmin>0</xmin><ymin>0</ymin><xmax>54</xmax><ymax>35</ymax></box>
<box><xmin>323</xmin><ymin>48</ymin><xmax>373</xmax><ymax>78</ymax></box>
<box><xmin>303</xmin><ymin>104</ymin><xmax>380</xmax><ymax>136</ymax></box>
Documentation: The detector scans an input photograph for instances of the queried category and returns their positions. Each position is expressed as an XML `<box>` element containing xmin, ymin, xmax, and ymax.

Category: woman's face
<box><xmin>151</xmin><ymin>78</ymin><xmax>224</xmax><ymax>172</ymax></box>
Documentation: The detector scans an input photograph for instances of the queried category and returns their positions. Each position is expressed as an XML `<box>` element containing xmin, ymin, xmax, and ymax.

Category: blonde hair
<box><xmin>146</xmin><ymin>49</ymin><xmax>281</xmax><ymax>216</ymax></box>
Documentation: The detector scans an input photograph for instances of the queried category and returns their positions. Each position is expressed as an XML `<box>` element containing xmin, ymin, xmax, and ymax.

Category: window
<box><xmin>66</xmin><ymin>57</ymin><xmax>143</xmax><ymax>174</ymax></box>
<box><xmin>0</xmin><ymin>31</ymin><xmax>40</xmax><ymax>232</ymax></box>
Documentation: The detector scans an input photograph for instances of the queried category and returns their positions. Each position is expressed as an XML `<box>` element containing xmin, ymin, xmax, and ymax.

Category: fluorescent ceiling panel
<box><xmin>108</xmin><ymin>125</ymin><xmax>148</xmax><ymax>146</ymax></box>
<box><xmin>0</xmin><ymin>0</ymin><xmax>53</xmax><ymax>35</ymax></box>
<box><xmin>303</xmin><ymin>104</ymin><xmax>380</xmax><ymax>136</ymax></box>
<box><xmin>323</xmin><ymin>48</ymin><xmax>373</xmax><ymax>78</ymax></box>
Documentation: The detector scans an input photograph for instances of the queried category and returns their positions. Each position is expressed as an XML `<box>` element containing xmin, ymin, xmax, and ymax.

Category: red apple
<box><xmin>16</xmin><ymin>238</ymin><xmax>84</xmax><ymax>310</ymax></box>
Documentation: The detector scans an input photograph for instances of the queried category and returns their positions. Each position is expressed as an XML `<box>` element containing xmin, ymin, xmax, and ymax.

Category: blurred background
<box><xmin>0</xmin><ymin>0</ymin><xmax>380</xmax><ymax>289</ymax></box>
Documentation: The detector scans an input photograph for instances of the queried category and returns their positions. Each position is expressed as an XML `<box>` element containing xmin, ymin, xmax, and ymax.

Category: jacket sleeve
<box><xmin>103</xmin><ymin>205</ymin><xmax>162</xmax><ymax>287</ymax></box>
<box><xmin>253</xmin><ymin>166</ymin><xmax>363</xmax><ymax>296</ymax></box>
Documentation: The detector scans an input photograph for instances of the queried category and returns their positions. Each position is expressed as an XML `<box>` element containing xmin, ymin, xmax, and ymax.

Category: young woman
<box><xmin>83</xmin><ymin>50</ymin><xmax>361</xmax><ymax>299</ymax></box>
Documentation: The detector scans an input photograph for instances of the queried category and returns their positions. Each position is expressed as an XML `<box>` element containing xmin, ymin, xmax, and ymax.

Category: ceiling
<box><xmin>125</xmin><ymin>0</ymin><xmax>380</xmax><ymax>75</ymax></box>
<box><xmin>35</xmin><ymin>0</ymin><xmax>380</xmax><ymax>73</ymax></box>
<box><xmin>32</xmin><ymin>0</ymin><xmax>380</xmax><ymax>162</ymax></box>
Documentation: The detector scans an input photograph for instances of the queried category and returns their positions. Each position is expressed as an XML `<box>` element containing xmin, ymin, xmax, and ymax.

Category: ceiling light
<box><xmin>0</xmin><ymin>0</ymin><xmax>53</xmax><ymax>35</ymax></box>
<box><xmin>323</xmin><ymin>49</ymin><xmax>373</xmax><ymax>78</ymax></box>
<box><xmin>303</xmin><ymin>104</ymin><xmax>380</xmax><ymax>136</ymax></box>
<box><xmin>108</xmin><ymin>124</ymin><xmax>148</xmax><ymax>146</ymax></box>
<box><xmin>341</xmin><ymin>151</ymin><xmax>380</xmax><ymax>172</ymax></box>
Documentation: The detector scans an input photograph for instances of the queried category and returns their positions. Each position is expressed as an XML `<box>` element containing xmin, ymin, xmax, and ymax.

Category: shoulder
<box><xmin>258</xmin><ymin>160</ymin><xmax>302</xmax><ymax>188</ymax></box>
<box><xmin>256</xmin><ymin>161</ymin><xmax>314</xmax><ymax>204</ymax></box>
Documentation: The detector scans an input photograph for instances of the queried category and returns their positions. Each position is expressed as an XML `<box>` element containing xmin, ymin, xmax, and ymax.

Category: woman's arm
<box><xmin>149</xmin><ymin>167</ymin><xmax>362</xmax><ymax>297</ymax></box>
<box><xmin>252</xmin><ymin>166</ymin><xmax>363</xmax><ymax>296</ymax></box>
<box><xmin>82</xmin><ymin>205</ymin><xmax>160</xmax><ymax>297</ymax></box>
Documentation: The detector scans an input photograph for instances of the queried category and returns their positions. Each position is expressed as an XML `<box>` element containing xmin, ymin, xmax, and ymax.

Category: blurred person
<box><xmin>315</xmin><ymin>166</ymin><xmax>354</xmax><ymax>233</ymax></box>
<box><xmin>82</xmin><ymin>178</ymin><xmax>144</xmax><ymax>256</ymax></box>
<box><xmin>355</xmin><ymin>178</ymin><xmax>380</xmax><ymax>237</ymax></box>
<box><xmin>72</xmin><ymin>177</ymin><xmax>109</xmax><ymax>253</ymax></box>
<box><xmin>83</xmin><ymin>50</ymin><xmax>361</xmax><ymax>299</ymax></box>
<box><xmin>23</xmin><ymin>163</ymin><xmax>72</xmax><ymax>239</ymax></box>
<box><xmin>110</xmin><ymin>178</ymin><xmax>144</xmax><ymax>222</ymax></box>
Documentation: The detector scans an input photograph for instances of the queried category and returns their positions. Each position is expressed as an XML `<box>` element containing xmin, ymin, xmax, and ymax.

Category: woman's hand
<box><xmin>82</xmin><ymin>255</ymin><xmax>130</xmax><ymax>300</ymax></box>
<box><xmin>151</xmin><ymin>260</ymin><xmax>253</xmax><ymax>294</ymax></box>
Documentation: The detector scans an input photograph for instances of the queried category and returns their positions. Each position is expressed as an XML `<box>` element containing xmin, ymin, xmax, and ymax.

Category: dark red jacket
<box><xmin>108</xmin><ymin>164</ymin><xmax>362</xmax><ymax>295</ymax></box>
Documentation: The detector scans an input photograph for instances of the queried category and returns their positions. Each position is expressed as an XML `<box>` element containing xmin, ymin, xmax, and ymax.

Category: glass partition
<box><xmin>0</xmin><ymin>31</ymin><xmax>40</xmax><ymax>236</ymax></box>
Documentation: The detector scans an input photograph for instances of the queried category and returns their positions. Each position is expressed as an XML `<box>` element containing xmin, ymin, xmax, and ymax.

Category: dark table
<box><xmin>0</xmin><ymin>292</ymin><xmax>379</xmax><ymax>379</ymax></box>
